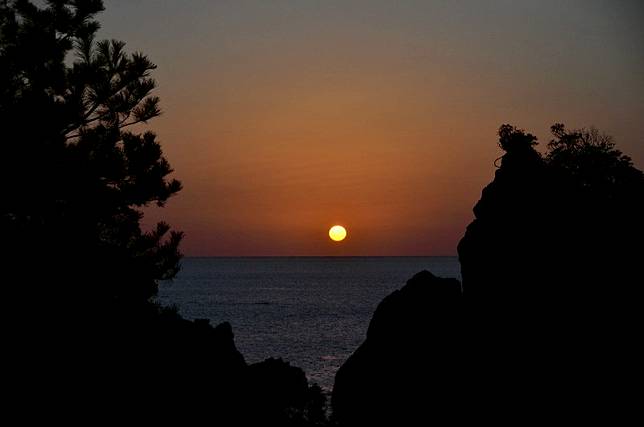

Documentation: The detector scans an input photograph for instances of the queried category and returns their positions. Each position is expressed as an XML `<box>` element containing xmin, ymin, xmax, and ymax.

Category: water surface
<box><xmin>158</xmin><ymin>256</ymin><xmax>461</xmax><ymax>391</ymax></box>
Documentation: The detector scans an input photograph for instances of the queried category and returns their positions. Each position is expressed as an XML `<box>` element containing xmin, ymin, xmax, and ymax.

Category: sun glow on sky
<box><xmin>99</xmin><ymin>1</ymin><xmax>644</xmax><ymax>256</ymax></box>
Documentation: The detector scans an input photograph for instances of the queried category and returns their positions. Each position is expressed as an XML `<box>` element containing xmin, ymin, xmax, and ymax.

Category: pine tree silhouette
<box><xmin>1</xmin><ymin>0</ymin><xmax>182</xmax><ymax>318</ymax></box>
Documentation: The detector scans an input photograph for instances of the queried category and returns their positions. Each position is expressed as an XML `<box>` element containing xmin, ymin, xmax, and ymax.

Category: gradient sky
<box><xmin>98</xmin><ymin>0</ymin><xmax>644</xmax><ymax>256</ymax></box>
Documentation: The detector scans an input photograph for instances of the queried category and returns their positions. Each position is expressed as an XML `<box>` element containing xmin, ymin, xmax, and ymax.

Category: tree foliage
<box><xmin>1</xmin><ymin>0</ymin><xmax>182</xmax><ymax>312</ymax></box>
<box><xmin>497</xmin><ymin>123</ymin><xmax>538</xmax><ymax>154</ymax></box>
<box><xmin>494</xmin><ymin>122</ymin><xmax>643</xmax><ymax>200</ymax></box>
<box><xmin>546</xmin><ymin>123</ymin><xmax>641</xmax><ymax>195</ymax></box>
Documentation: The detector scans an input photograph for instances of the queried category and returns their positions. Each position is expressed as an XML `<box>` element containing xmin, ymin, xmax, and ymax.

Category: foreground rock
<box><xmin>13</xmin><ymin>304</ymin><xmax>327</xmax><ymax>425</ymax></box>
<box><xmin>121</xmin><ymin>314</ymin><xmax>328</xmax><ymax>425</ymax></box>
<box><xmin>332</xmin><ymin>271</ymin><xmax>463</xmax><ymax>426</ymax></box>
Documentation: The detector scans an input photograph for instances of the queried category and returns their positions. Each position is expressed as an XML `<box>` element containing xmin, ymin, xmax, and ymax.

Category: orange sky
<box><xmin>99</xmin><ymin>1</ymin><xmax>644</xmax><ymax>255</ymax></box>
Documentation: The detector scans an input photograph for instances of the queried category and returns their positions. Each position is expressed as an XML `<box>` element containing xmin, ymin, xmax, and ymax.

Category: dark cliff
<box><xmin>331</xmin><ymin>124</ymin><xmax>643</xmax><ymax>425</ymax></box>
<box><xmin>458</xmin><ymin>124</ymin><xmax>644</xmax><ymax>306</ymax></box>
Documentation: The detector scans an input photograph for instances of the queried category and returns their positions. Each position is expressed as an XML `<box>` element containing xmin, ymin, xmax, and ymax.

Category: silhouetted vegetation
<box><xmin>1</xmin><ymin>1</ymin><xmax>328</xmax><ymax>423</ymax></box>
<box><xmin>1</xmin><ymin>0</ymin><xmax>181</xmax><ymax>318</ymax></box>
<box><xmin>333</xmin><ymin>124</ymin><xmax>643</xmax><ymax>425</ymax></box>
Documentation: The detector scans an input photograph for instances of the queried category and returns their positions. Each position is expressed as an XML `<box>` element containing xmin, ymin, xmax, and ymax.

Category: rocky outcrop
<box><xmin>248</xmin><ymin>358</ymin><xmax>327</xmax><ymax>426</ymax></box>
<box><xmin>22</xmin><ymin>304</ymin><xmax>327</xmax><ymax>425</ymax></box>
<box><xmin>130</xmin><ymin>314</ymin><xmax>329</xmax><ymax>425</ymax></box>
<box><xmin>454</xmin><ymin>124</ymin><xmax>644</xmax><ymax>422</ymax></box>
<box><xmin>332</xmin><ymin>271</ymin><xmax>463</xmax><ymax>425</ymax></box>
<box><xmin>331</xmin><ymin>124</ymin><xmax>644</xmax><ymax>425</ymax></box>
<box><xmin>458</xmin><ymin>124</ymin><xmax>644</xmax><ymax>306</ymax></box>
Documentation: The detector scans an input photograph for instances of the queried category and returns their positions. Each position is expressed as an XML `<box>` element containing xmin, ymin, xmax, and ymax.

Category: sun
<box><xmin>329</xmin><ymin>225</ymin><xmax>347</xmax><ymax>242</ymax></box>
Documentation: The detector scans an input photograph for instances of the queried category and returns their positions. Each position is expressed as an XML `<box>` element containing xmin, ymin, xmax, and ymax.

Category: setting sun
<box><xmin>329</xmin><ymin>225</ymin><xmax>347</xmax><ymax>242</ymax></box>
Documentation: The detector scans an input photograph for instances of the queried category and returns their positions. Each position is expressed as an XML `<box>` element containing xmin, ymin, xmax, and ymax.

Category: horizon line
<box><xmin>182</xmin><ymin>255</ymin><xmax>459</xmax><ymax>258</ymax></box>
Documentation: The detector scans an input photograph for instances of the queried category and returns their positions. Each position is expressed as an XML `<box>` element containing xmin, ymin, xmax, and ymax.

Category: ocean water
<box><xmin>157</xmin><ymin>256</ymin><xmax>461</xmax><ymax>391</ymax></box>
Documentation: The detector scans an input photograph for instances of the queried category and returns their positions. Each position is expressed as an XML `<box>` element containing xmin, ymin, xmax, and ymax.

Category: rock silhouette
<box><xmin>12</xmin><ymin>303</ymin><xmax>328</xmax><ymax>424</ymax></box>
<box><xmin>332</xmin><ymin>271</ymin><xmax>464</xmax><ymax>425</ymax></box>
<box><xmin>458</xmin><ymin>124</ymin><xmax>644</xmax><ymax>422</ymax></box>
<box><xmin>332</xmin><ymin>124</ymin><xmax>643</xmax><ymax>425</ymax></box>
<box><xmin>248</xmin><ymin>358</ymin><xmax>329</xmax><ymax>426</ymax></box>
<box><xmin>459</xmin><ymin>123</ymin><xmax>644</xmax><ymax>305</ymax></box>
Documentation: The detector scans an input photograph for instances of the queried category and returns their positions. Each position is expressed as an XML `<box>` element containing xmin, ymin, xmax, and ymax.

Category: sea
<box><xmin>157</xmin><ymin>256</ymin><xmax>461</xmax><ymax>392</ymax></box>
